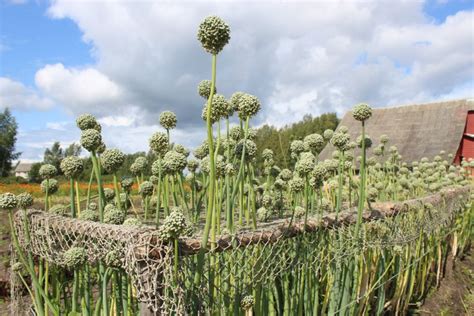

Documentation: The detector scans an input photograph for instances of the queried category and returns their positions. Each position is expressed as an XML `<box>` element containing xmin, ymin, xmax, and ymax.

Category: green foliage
<box><xmin>254</xmin><ymin>113</ymin><xmax>339</xmax><ymax>169</ymax></box>
<box><xmin>0</xmin><ymin>108</ymin><xmax>21</xmax><ymax>177</ymax></box>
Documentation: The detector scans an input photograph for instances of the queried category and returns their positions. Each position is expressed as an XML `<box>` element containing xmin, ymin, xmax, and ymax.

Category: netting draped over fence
<box><xmin>11</xmin><ymin>186</ymin><xmax>471</xmax><ymax>314</ymax></box>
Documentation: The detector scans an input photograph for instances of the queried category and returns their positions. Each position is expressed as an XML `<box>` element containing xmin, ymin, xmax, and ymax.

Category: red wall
<box><xmin>455</xmin><ymin>111</ymin><xmax>474</xmax><ymax>164</ymax></box>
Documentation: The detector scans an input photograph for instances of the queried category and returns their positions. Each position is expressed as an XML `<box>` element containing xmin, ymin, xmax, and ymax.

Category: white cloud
<box><xmin>0</xmin><ymin>77</ymin><xmax>53</xmax><ymax>111</ymax></box>
<box><xmin>35</xmin><ymin>63</ymin><xmax>124</xmax><ymax>115</ymax></box>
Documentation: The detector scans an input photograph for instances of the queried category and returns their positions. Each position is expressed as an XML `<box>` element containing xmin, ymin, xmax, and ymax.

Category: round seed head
<box><xmin>79</xmin><ymin>209</ymin><xmax>99</xmax><ymax>221</ymax></box>
<box><xmin>357</xmin><ymin>134</ymin><xmax>372</xmax><ymax>148</ymax></box>
<box><xmin>104</xmin><ymin>204</ymin><xmax>126</xmax><ymax>224</ymax></box>
<box><xmin>323</xmin><ymin>129</ymin><xmax>334</xmax><ymax>140</ymax></box>
<box><xmin>352</xmin><ymin>103</ymin><xmax>373</xmax><ymax>121</ymax></box>
<box><xmin>123</xmin><ymin>217</ymin><xmax>142</xmax><ymax>227</ymax></box>
<box><xmin>330</xmin><ymin>132</ymin><xmax>350</xmax><ymax>151</ymax></box>
<box><xmin>312</xmin><ymin>163</ymin><xmax>328</xmax><ymax>181</ymax></box>
<box><xmin>294</xmin><ymin>206</ymin><xmax>306</xmax><ymax>218</ymax></box>
<box><xmin>80</xmin><ymin>129</ymin><xmax>102</xmax><ymax>152</ymax></box>
<box><xmin>290</xmin><ymin>140</ymin><xmax>305</xmax><ymax>155</ymax></box>
<box><xmin>39</xmin><ymin>164</ymin><xmax>57</xmax><ymax>179</ymax></box>
<box><xmin>41</xmin><ymin>179</ymin><xmax>58</xmax><ymax>194</ymax></box>
<box><xmin>240</xmin><ymin>295</ymin><xmax>255</xmax><ymax>310</ymax></box>
<box><xmin>304</xmin><ymin>133</ymin><xmax>324</xmax><ymax>153</ymax></box>
<box><xmin>139</xmin><ymin>181</ymin><xmax>154</xmax><ymax>197</ymax></box>
<box><xmin>229</xmin><ymin>125</ymin><xmax>242</xmax><ymax>140</ymax></box>
<box><xmin>257</xmin><ymin>207</ymin><xmax>271</xmax><ymax>222</ymax></box>
<box><xmin>235</xmin><ymin>139</ymin><xmax>257</xmax><ymax>161</ymax></box>
<box><xmin>158</xmin><ymin>207</ymin><xmax>187</xmax><ymax>241</ymax></box>
<box><xmin>60</xmin><ymin>156</ymin><xmax>84</xmax><ymax>178</ymax></box>
<box><xmin>279</xmin><ymin>169</ymin><xmax>293</xmax><ymax>182</ymax></box>
<box><xmin>103</xmin><ymin>188</ymin><xmax>115</xmax><ymax>202</ymax></box>
<box><xmin>76</xmin><ymin>114</ymin><xmax>100</xmax><ymax>131</ymax></box>
<box><xmin>100</xmin><ymin>149</ymin><xmax>125</xmax><ymax>173</ymax></box>
<box><xmin>16</xmin><ymin>192</ymin><xmax>33</xmax><ymax>209</ymax></box>
<box><xmin>380</xmin><ymin>134</ymin><xmax>389</xmax><ymax>144</ymax></box>
<box><xmin>262</xmin><ymin>148</ymin><xmax>274</xmax><ymax>160</ymax></box>
<box><xmin>197</xmin><ymin>80</ymin><xmax>216</xmax><ymax>99</ymax></box>
<box><xmin>159</xmin><ymin>111</ymin><xmax>177</xmax><ymax>130</ymax></box>
<box><xmin>289</xmin><ymin>176</ymin><xmax>304</xmax><ymax>192</ymax></box>
<box><xmin>338</xmin><ymin>126</ymin><xmax>349</xmax><ymax>134</ymax></box>
<box><xmin>197</xmin><ymin>16</ymin><xmax>231</xmax><ymax>55</ymax></box>
<box><xmin>162</xmin><ymin>151</ymin><xmax>187</xmax><ymax>174</ymax></box>
<box><xmin>0</xmin><ymin>193</ymin><xmax>17</xmax><ymax>210</ymax></box>
<box><xmin>121</xmin><ymin>178</ymin><xmax>133</xmax><ymax>192</ymax></box>
<box><xmin>63</xmin><ymin>247</ymin><xmax>86</xmax><ymax>268</ymax></box>
<box><xmin>50</xmin><ymin>204</ymin><xmax>68</xmax><ymax>216</ymax></box>
<box><xmin>296</xmin><ymin>152</ymin><xmax>316</xmax><ymax>175</ymax></box>
<box><xmin>105</xmin><ymin>250</ymin><xmax>121</xmax><ymax>267</ymax></box>
<box><xmin>237</xmin><ymin>94</ymin><xmax>261</xmax><ymax>119</ymax></box>
<box><xmin>149</xmin><ymin>132</ymin><xmax>169</xmax><ymax>156</ymax></box>
<box><xmin>187</xmin><ymin>159</ymin><xmax>199</xmax><ymax>173</ymax></box>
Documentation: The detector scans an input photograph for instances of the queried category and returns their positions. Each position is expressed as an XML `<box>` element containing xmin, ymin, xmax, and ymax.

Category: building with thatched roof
<box><xmin>15</xmin><ymin>162</ymin><xmax>33</xmax><ymax>179</ymax></box>
<box><xmin>319</xmin><ymin>99</ymin><xmax>474</xmax><ymax>164</ymax></box>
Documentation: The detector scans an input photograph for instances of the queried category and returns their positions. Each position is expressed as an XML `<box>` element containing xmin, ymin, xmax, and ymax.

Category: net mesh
<box><xmin>10</xmin><ymin>186</ymin><xmax>471</xmax><ymax>314</ymax></box>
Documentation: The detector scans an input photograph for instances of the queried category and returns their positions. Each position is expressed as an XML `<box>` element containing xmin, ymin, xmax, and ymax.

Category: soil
<box><xmin>417</xmin><ymin>249</ymin><xmax>474</xmax><ymax>316</ymax></box>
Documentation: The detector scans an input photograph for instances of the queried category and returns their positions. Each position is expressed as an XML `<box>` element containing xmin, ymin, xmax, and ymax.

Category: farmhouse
<box><xmin>14</xmin><ymin>162</ymin><xmax>33</xmax><ymax>179</ymax></box>
<box><xmin>319</xmin><ymin>98</ymin><xmax>474</xmax><ymax>164</ymax></box>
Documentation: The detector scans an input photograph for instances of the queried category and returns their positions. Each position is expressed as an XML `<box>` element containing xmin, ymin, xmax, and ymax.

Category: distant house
<box><xmin>319</xmin><ymin>99</ymin><xmax>474</xmax><ymax>164</ymax></box>
<box><xmin>15</xmin><ymin>163</ymin><xmax>33</xmax><ymax>179</ymax></box>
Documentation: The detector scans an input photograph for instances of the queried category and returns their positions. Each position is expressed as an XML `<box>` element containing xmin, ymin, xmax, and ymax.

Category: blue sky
<box><xmin>1</xmin><ymin>0</ymin><xmax>473</xmax><ymax>161</ymax></box>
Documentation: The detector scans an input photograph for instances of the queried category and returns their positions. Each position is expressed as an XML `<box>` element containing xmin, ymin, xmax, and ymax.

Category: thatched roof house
<box><xmin>319</xmin><ymin>99</ymin><xmax>474</xmax><ymax>164</ymax></box>
<box><xmin>15</xmin><ymin>162</ymin><xmax>33</xmax><ymax>179</ymax></box>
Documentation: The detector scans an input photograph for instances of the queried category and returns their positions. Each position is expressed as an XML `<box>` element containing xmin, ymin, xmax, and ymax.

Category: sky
<box><xmin>0</xmin><ymin>0</ymin><xmax>473</xmax><ymax>162</ymax></box>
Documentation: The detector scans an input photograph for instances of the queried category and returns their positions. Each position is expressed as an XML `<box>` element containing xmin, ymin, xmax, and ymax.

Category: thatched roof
<box><xmin>319</xmin><ymin>99</ymin><xmax>474</xmax><ymax>163</ymax></box>
<box><xmin>15</xmin><ymin>163</ymin><xmax>33</xmax><ymax>173</ymax></box>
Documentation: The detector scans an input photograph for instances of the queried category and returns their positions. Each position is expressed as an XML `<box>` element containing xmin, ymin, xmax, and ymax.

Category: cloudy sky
<box><xmin>1</xmin><ymin>0</ymin><xmax>473</xmax><ymax>161</ymax></box>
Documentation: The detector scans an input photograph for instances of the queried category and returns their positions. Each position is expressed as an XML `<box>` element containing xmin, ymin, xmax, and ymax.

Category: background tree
<box><xmin>64</xmin><ymin>142</ymin><xmax>82</xmax><ymax>157</ymax></box>
<box><xmin>255</xmin><ymin>112</ymin><xmax>339</xmax><ymax>169</ymax></box>
<box><xmin>43</xmin><ymin>141</ymin><xmax>64</xmax><ymax>171</ymax></box>
<box><xmin>0</xmin><ymin>108</ymin><xmax>21</xmax><ymax>177</ymax></box>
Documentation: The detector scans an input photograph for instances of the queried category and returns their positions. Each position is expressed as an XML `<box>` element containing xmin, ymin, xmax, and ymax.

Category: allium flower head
<box><xmin>235</xmin><ymin>139</ymin><xmax>257</xmax><ymax>161</ymax></box>
<box><xmin>100</xmin><ymin>149</ymin><xmax>125</xmax><ymax>173</ymax></box>
<box><xmin>240</xmin><ymin>295</ymin><xmax>255</xmax><ymax>310</ymax></box>
<box><xmin>159</xmin><ymin>111</ymin><xmax>177</xmax><ymax>130</ymax></box>
<box><xmin>158</xmin><ymin>207</ymin><xmax>187</xmax><ymax>241</ymax></box>
<box><xmin>323</xmin><ymin>129</ymin><xmax>334</xmax><ymax>140</ymax></box>
<box><xmin>197</xmin><ymin>79</ymin><xmax>216</xmax><ymax>99</ymax></box>
<box><xmin>16</xmin><ymin>192</ymin><xmax>33</xmax><ymax>209</ymax></box>
<box><xmin>257</xmin><ymin>207</ymin><xmax>270</xmax><ymax>222</ymax></box>
<box><xmin>162</xmin><ymin>150</ymin><xmax>187</xmax><ymax>174</ymax></box>
<box><xmin>39</xmin><ymin>164</ymin><xmax>57</xmax><ymax>179</ymax></box>
<box><xmin>173</xmin><ymin>144</ymin><xmax>190</xmax><ymax>157</ymax></box>
<box><xmin>380</xmin><ymin>134</ymin><xmax>389</xmax><ymax>144</ymax></box>
<box><xmin>121</xmin><ymin>178</ymin><xmax>133</xmax><ymax>192</ymax></box>
<box><xmin>105</xmin><ymin>250</ymin><xmax>122</xmax><ymax>267</ymax></box>
<box><xmin>290</xmin><ymin>140</ymin><xmax>305</xmax><ymax>155</ymax></box>
<box><xmin>104</xmin><ymin>204</ymin><xmax>126</xmax><ymax>224</ymax></box>
<box><xmin>289</xmin><ymin>176</ymin><xmax>305</xmax><ymax>192</ymax></box>
<box><xmin>331</xmin><ymin>132</ymin><xmax>350</xmax><ymax>151</ymax></box>
<box><xmin>60</xmin><ymin>156</ymin><xmax>84</xmax><ymax>178</ymax></box>
<box><xmin>236</xmin><ymin>94</ymin><xmax>261</xmax><ymax>119</ymax></box>
<box><xmin>312</xmin><ymin>163</ymin><xmax>328</xmax><ymax>181</ymax></box>
<box><xmin>294</xmin><ymin>206</ymin><xmax>306</xmax><ymax>218</ymax></box>
<box><xmin>262</xmin><ymin>148</ymin><xmax>274</xmax><ymax>160</ymax></box>
<box><xmin>139</xmin><ymin>181</ymin><xmax>154</xmax><ymax>197</ymax></box>
<box><xmin>149</xmin><ymin>132</ymin><xmax>169</xmax><ymax>156</ymax></box>
<box><xmin>134</xmin><ymin>157</ymin><xmax>148</xmax><ymax>171</ymax></box>
<box><xmin>103</xmin><ymin>188</ymin><xmax>115</xmax><ymax>202</ymax></box>
<box><xmin>357</xmin><ymin>134</ymin><xmax>372</xmax><ymax>148</ymax></box>
<box><xmin>225</xmin><ymin>163</ymin><xmax>235</xmax><ymax>176</ymax></box>
<box><xmin>304</xmin><ymin>133</ymin><xmax>324</xmax><ymax>153</ymax></box>
<box><xmin>63</xmin><ymin>247</ymin><xmax>86</xmax><ymax>268</ymax></box>
<box><xmin>79</xmin><ymin>209</ymin><xmax>98</xmax><ymax>221</ymax></box>
<box><xmin>50</xmin><ymin>204</ymin><xmax>67</xmax><ymax>216</ymax></box>
<box><xmin>80</xmin><ymin>129</ymin><xmax>102</xmax><ymax>152</ymax></box>
<box><xmin>0</xmin><ymin>193</ymin><xmax>17</xmax><ymax>210</ymax></box>
<box><xmin>197</xmin><ymin>16</ymin><xmax>231</xmax><ymax>55</ymax></box>
<box><xmin>187</xmin><ymin>159</ymin><xmax>199</xmax><ymax>173</ymax></box>
<box><xmin>373</xmin><ymin>146</ymin><xmax>383</xmax><ymax>156</ymax></box>
<box><xmin>41</xmin><ymin>179</ymin><xmax>58</xmax><ymax>194</ymax></box>
<box><xmin>279</xmin><ymin>169</ymin><xmax>293</xmax><ymax>182</ymax></box>
<box><xmin>76</xmin><ymin>114</ymin><xmax>100</xmax><ymax>131</ymax></box>
<box><xmin>201</xmin><ymin>94</ymin><xmax>231</xmax><ymax>123</ymax></box>
<box><xmin>338</xmin><ymin>126</ymin><xmax>349</xmax><ymax>134</ymax></box>
<box><xmin>296</xmin><ymin>152</ymin><xmax>316</xmax><ymax>175</ymax></box>
<box><xmin>352</xmin><ymin>103</ymin><xmax>373</xmax><ymax>121</ymax></box>
<box><xmin>123</xmin><ymin>217</ymin><xmax>142</xmax><ymax>227</ymax></box>
<box><xmin>229</xmin><ymin>92</ymin><xmax>244</xmax><ymax>112</ymax></box>
<box><xmin>229</xmin><ymin>125</ymin><xmax>242</xmax><ymax>141</ymax></box>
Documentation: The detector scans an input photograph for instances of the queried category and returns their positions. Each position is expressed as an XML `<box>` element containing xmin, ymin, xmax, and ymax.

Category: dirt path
<box><xmin>418</xmin><ymin>249</ymin><xmax>474</xmax><ymax>315</ymax></box>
